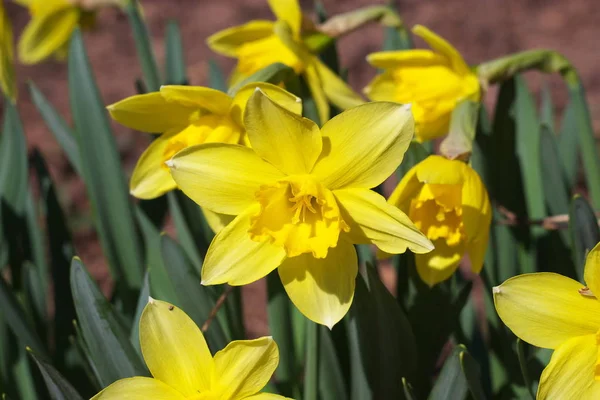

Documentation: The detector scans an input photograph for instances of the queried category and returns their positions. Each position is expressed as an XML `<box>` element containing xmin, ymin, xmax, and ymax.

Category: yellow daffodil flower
<box><xmin>107</xmin><ymin>83</ymin><xmax>301</xmax><ymax>200</ymax></box>
<box><xmin>207</xmin><ymin>0</ymin><xmax>364</xmax><ymax>124</ymax></box>
<box><xmin>92</xmin><ymin>298</ymin><xmax>290</xmax><ymax>400</ymax></box>
<box><xmin>386</xmin><ymin>155</ymin><xmax>491</xmax><ymax>287</ymax></box>
<box><xmin>17</xmin><ymin>0</ymin><xmax>104</xmax><ymax>64</ymax></box>
<box><xmin>0</xmin><ymin>1</ymin><xmax>16</xmax><ymax>101</ymax></box>
<box><xmin>167</xmin><ymin>89</ymin><xmax>433</xmax><ymax>328</ymax></box>
<box><xmin>364</xmin><ymin>25</ymin><xmax>480</xmax><ymax>142</ymax></box>
<box><xmin>494</xmin><ymin>243</ymin><xmax>600</xmax><ymax>399</ymax></box>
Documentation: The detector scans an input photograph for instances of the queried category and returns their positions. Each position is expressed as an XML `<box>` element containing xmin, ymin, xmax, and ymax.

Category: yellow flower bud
<box><xmin>387</xmin><ymin>155</ymin><xmax>491</xmax><ymax>287</ymax></box>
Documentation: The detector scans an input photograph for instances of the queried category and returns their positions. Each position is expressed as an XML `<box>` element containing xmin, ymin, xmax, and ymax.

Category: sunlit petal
<box><xmin>415</xmin><ymin>238</ymin><xmax>464</xmax><ymax>287</ymax></box>
<box><xmin>213</xmin><ymin>337</ymin><xmax>279</xmax><ymax>398</ymax></box>
<box><xmin>160</xmin><ymin>85</ymin><xmax>232</xmax><ymax>116</ymax></box>
<box><xmin>267</xmin><ymin>0</ymin><xmax>302</xmax><ymax>35</ymax></box>
<box><xmin>245</xmin><ymin>89</ymin><xmax>322</xmax><ymax>175</ymax></box>
<box><xmin>168</xmin><ymin>143</ymin><xmax>285</xmax><ymax>215</ymax></box>
<box><xmin>202</xmin><ymin>205</ymin><xmax>287</xmax><ymax>285</ymax></box>
<box><xmin>279</xmin><ymin>240</ymin><xmax>357</xmax><ymax>328</ymax></box>
<box><xmin>493</xmin><ymin>273</ymin><xmax>600</xmax><ymax>349</ymax></box>
<box><xmin>366</xmin><ymin>49</ymin><xmax>447</xmax><ymax>69</ymax></box>
<box><xmin>584</xmin><ymin>243</ymin><xmax>600</xmax><ymax>299</ymax></box>
<box><xmin>461</xmin><ymin>166</ymin><xmax>491</xmax><ymax>273</ymax></box>
<box><xmin>303</xmin><ymin>61</ymin><xmax>330</xmax><ymax>125</ymax></box>
<box><xmin>91</xmin><ymin>377</ymin><xmax>185</xmax><ymax>400</ymax></box>
<box><xmin>312</xmin><ymin>102</ymin><xmax>414</xmax><ymax>190</ymax></box>
<box><xmin>207</xmin><ymin>20</ymin><xmax>275</xmax><ymax>57</ymax></box>
<box><xmin>140</xmin><ymin>299</ymin><xmax>213</xmax><ymax>396</ymax></box>
<box><xmin>230</xmin><ymin>82</ymin><xmax>301</xmax><ymax>126</ymax></box>
<box><xmin>412</xmin><ymin>24</ymin><xmax>470</xmax><ymax>75</ymax></box>
<box><xmin>313</xmin><ymin>58</ymin><xmax>365</xmax><ymax>111</ymax></box>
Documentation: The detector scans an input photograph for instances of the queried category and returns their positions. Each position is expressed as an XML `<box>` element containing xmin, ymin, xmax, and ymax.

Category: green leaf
<box><xmin>227</xmin><ymin>63</ymin><xmax>295</xmax><ymax>96</ymax></box>
<box><xmin>539</xmin><ymin>83</ymin><xmax>554</xmax><ymax>132</ymax></box>
<box><xmin>0</xmin><ymin>273</ymin><xmax>48</xmax><ymax>360</ymax></box>
<box><xmin>428</xmin><ymin>345</ymin><xmax>468</xmax><ymax>400</ymax></box>
<box><xmin>28</xmin><ymin>83</ymin><xmax>82</xmax><ymax>176</ymax></box>
<box><xmin>166</xmin><ymin>192</ymin><xmax>206</xmax><ymax>272</ymax></box>
<box><xmin>319</xmin><ymin>326</ymin><xmax>347</xmax><ymax>400</ymax></box>
<box><xmin>460</xmin><ymin>350</ymin><xmax>487</xmax><ymax>400</ymax></box>
<box><xmin>31</xmin><ymin>150</ymin><xmax>76</xmax><ymax>365</ymax></box>
<box><xmin>515</xmin><ymin>339</ymin><xmax>535</xmax><ymax>400</ymax></box>
<box><xmin>349</xmin><ymin>265</ymin><xmax>417</xmax><ymax>398</ymax></box>
<box><xmin>23</xmin><ymin>190</ymin><xmax>48</xmax><ymax>322</ymax></box>
<box><xmin>314</xmin><ymin>2</ymin><xmax>340</xmax><ymax>74</ymax></box>
<box><xmin>569</xmin><ymin>195</ymin><xmax>600</xmax><ymax>281</ymax></box>
<box><xmin>130</xmin><ymin>272</ymin><xmax>149</xmax><ymax>357</ymax></box>
<box><xmin>402</xmin><ymin>378</ymin><xmax>416</xmax><ymax>400</ymax></box>
<box><xmin>164</xmin><ymin>20</ymin><xmax>187</xmax><ymax>85</ymax></box>
<box><xmin>304</xmin><ymin>320</ymin><xmax>319</xmax><ymax>400</ymax></box>
<box><xmin>70</xmin><ymin>257</ymin><xmax>148</xmax><ymax>387</ymax></box>
<box><xmin>396</xmin><ymin>141</ymin><xmax>428</xmax><ymax>180</ymax></box>
<box><xmin>0</xmin><ymin>100</ymin><xmax>28</xmax><ymax>214</ymax></box>
<box><xmin>28</xmin><ymin>349</ymin><xmax>84</xmax><ymax>400</ymax></box>
<box><xmin>125</xmin><ymin>1</ymin><xmax>161</xmax><ymax>91</ymax></box>
<box><xmin>267</xmin><ymin>272</ymin><xmax>298</xmax><ymax>397</ymax></box>
<box><xmin>557</xmin><ymin>97</ymin><xmax>579</xmax><ymax>190</ymax></box>
<box><xmin>68</xmin><ymin>28</ymin><xmax>144</xmax><ymax>292</ymax></box>
<box><xmin>208</xmin><ymin>59</ymin><xmax>227</xmax><ymax>92</ymax></box>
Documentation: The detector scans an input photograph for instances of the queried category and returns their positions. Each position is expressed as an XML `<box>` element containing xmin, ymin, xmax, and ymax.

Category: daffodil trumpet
<box><xmin>364</xmin><ymin>25</ymin><xmax>480</xmax><ymax>142</ymax></box>
<box><xmin>92</xmin><ymin>298</ymin><xmax>290</xmax><ymax>400</ymax></box>
<box><xmin>494</xmin><ymin>242</ymin><xmax>600</xmax><ymax>399</ymax></box>
<box><xmin>167</xmin><ymin>89</ymin><xmax>433</xmax><ymax>328</ymax></box>
<box><xmin>385</xmin><ymin>155</ymin><xmax>491</xmax><ymax>287</ymax></box>
<box><xmin>207</xmin><ymin>0</ymin><xmax>364</xmax><ymax>124</ymax></box>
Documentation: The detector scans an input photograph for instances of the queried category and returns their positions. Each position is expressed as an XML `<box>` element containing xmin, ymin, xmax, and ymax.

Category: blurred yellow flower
<box><xmin>92</xmin><ymin>298</ymin><xmax>290</xmax><ymax>400</ymax></box>
<box><xmin>494</xmin><ymin>243</ymin><xmax>600</xmax><ymax>399</ymax></box>
<box><xmin>364</xmin><ymin>25</ymin><xmax>480</xmax><ymax>142</ymax></box>
<box><xmin>107</xmin><ymin>83</ymin><xmax>301</xmax><ymax>200</ymax></box>
<box><xmin>207</xmin><ymin>0</ymin><xmax>363</xmax><ymax>124</ymax></box>
<box><xmin>167</xmin><ymin>89</ymin><xmax>433</xmax><ymax>328</ymax></box>
<box><xmin>387</xmin><ymin>155</ymin><xmax>491</xmax><ymax>287</ymax></box>
<box><xmin>17</xmin><ymin>0</ymin><xmax>105</xmax><ymax>64</ymax></box>
<box><xmin>0</xmin><ymin>1</ymin><xmax>16</xmax><ymax>101</ymax></box>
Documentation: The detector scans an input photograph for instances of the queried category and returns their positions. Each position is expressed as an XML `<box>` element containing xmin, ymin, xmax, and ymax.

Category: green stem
<box><xmin>304</xmin><ymin>321</ymin><xmax>319</xmax><ymax>400</ymax></box>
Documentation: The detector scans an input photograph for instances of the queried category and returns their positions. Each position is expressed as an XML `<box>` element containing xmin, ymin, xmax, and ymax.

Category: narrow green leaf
<box><xmin>381</xmin><ymin>4</ymin><xmax>411</xmax><ymax>51</ymax></box>
<box><xmin>70</xmin><ymin>258</ymin><xmax>148</xmax><ymax>387</ymax></box>
<box><xmin>267</xmin><ymin>272</ymin><xmax>298</xmax><ymax>397</ymax></box>
<box><xmin>11</xmin><ymin>346</ymin><xmax>40</xmax><ymax>400</ymax></box>
<box><xmin>460</xmin><ymin>350</ymin><xmax>487</xmax><ymax>400</ymax></box>
<box><xmin>515</xmin><ymin>339</ymin><xmax>535</xmax><ymax>400</ymax></box>
<box><xmin>125</xmin><ymin>1</ymin><xmax>161</xmax><ymax>91</ymax></box>
<box><xmin>540</xmin><ymin>83</ymin><xmax>554</xmax><ymax>133</ymax></box>
<box><xmin>319</xmin><ymin>326</ymin><xmax>347</xmax><ymax>400</ymax></box>
<box><xmin>22</xmin><ymin>262</ymin><xmax>46</xmax><ymax>340</ymax></box>
<box><xmin>0</xmin><ymin>100</ymin><xmax>27</xmax><ymax>214</ymax></box>
<box><xmin>0</xmin><ymin>273</ymin><xmax>48</xmax><ymax>360</ymax></box>
<box><xmin>68</xmin><ymin>28</ymin><xmax>144</xmax><ymax>292</ymax></box>
<box><xmin>557</xmin><ymin>97</ymin><xmax>578</xmax><ymax>190</ymax></box>
<box><xmin>227</xmin><ymin>63</ymin><xmax>295</xmax><ymax>96</ymax></box>
<box><xmin>428</xmin><ymin>346</ymin><xmax>468</xmax><ymax>400</ymax></box>
<box><xmin>402</xmin><ymin>378</ymin><xmax>416</xmax><ymax>400</ymax></box>
<box><xmin>304</xmin><ymin>320</ymin><xmax>319</xmax><ymax>400</ymax></box>
<box><xmin>208</xmin><ymin>59</ymin><xmax>227</xmax><ymax>92</ymax></box>
<box><xmin>28</xmin><ymin>349</ymin><xmax>84</xmax><ymax>400</ymax></box>
<box><xmin>130</xmin><ymin>272</ymin><xmax>149</xmax><ymax>357</ymax></box>
<box><xmin>314</xmin><ymin>2</ymin><xmax>340</xmax><ymax>74</ymax></box>
<box><xmin>28</xmin><ymin>83</ymin><xmax>82</xmax><ymax>176</ymax></box>
<box><xmin>164</xmin><ymin>21</ymin><xmax>187</xmax><ymax>85</ymax></box>
<box><xmin>350</xmin><ymin>265</ymin><xmax>417</xmax><ymax>398</ymax></box>
<box><xmin>569</xmin><ymin>195</ymin><xmax>600</xmax><ymax>281</ymax></box>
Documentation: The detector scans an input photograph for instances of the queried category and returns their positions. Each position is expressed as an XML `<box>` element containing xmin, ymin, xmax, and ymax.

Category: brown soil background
<box><xmin>5</xmin><ymin>0</ymin><xmax>600</xmax><ymax>336</ymax></box>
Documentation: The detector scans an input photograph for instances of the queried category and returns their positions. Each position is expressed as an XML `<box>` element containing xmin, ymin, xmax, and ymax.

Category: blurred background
<box><xmin>5</xmin><ymin>0</ymin><xmax>599</xmax><ymax>336</ymax></box>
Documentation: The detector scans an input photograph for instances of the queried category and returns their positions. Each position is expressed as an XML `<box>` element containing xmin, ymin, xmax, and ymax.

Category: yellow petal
<box><xmin>304</xmin><ymin>61</ymin><xmax>330</xmax><ymax>124</ymax></box>
<box><xmin>230</xmin><ymin>82</ymin><xmax>301</xmax><ymax>127</ymax></box>
<box><xmin>279</xmin><ymin>239</ymin><xmax>357</xmax><ymax>328</ymax></box>
<box><xmin>415</xmin><ymin>238</ymin><xmax>464</xmax><ymax>287</ymax></box>
<box><xmin>246</xmin><ymin>394</ymin><xmax>293</xmax><ymax>400</ymax></box>
<box><xmin>366</xmin><ymin>49</ymin><xmax>447</xmax><ymax>69</ymax></box>
<box><xmin>493</xmin><ymin>273</ymin><xmax>600</xmax><ymax>349</ymax></box>
<box><xmin>202</xmin><ymin>205</ymin><xmax>287</xmax><ymax>285</ymax></box>
<box><xmin>388</xmin><ymin>166</ymin><xmax>420</xmax><ymax>212</ymax></box>
<box><xmin>160</xmin><ymin>85</ymin><xmax>232</xmax><ymax>116</ymax></box>
<box><xmin>313</xmin><ymin>58</ymin><xmax>364</xmax><ymax>111</ymax></box>
<box><xmin>584</xmin><ymin>242</ymin><xmax>600</xmax><ymax>298</ymax></box>
<box><xmin>416</xmin><ymin>155</ymin><xmax>466</xmax><ymax>185</ymax></box>
<box><xmin>461</xmin><ymin>165</ymin><xmax>491</xmax><ymax>273</ymax></box>
<box><xmin>537</xmin><ymin>334</ymin><xmax>600</xmax><ymax>399</ymax></box>
<box><xmin>245</xmin><ymin>89</ymin><xmax>322</xmax><ymax>175</ymax></box>
<box><xmin>0</xmin><ymin>3</ymin><xmax>16</xmax><ymax>101</ymax></box>
<box><xmin>268</xmin><ymin>0</ymin><xmax>301</xmax><ymax>36</ymax></box>
<box><xmin>212</xmin><ymin>337</ymin><xmax>279</xmax><ymax>398</ymax></box>
<box><xmin>207</xmin><ymin>20</ymin><xmax>275</xmax><ymax>57</ymax></box>
<box><xmin>107</xmin><ymin>92</ymin><xmax>194</xmax><ymax>133</ymax></box>
<box><xmin>412</xmin><ymin>25</ymin><xmax>470</xmax><ymax>75</ymax></box>
<box><xmin>202</xmin><ymin>208</ymin><xmax>235</xmax><ymax>234</ymax></box>
<box><xmin>363</xmin><ymin>71</ymin><xmax>396</xmax><ymax>102</ymax></box>
<box><xmin>140</xmin><ymin>299</ymin><xmax>213</xmax><ymax>396</ymax></box>
<box><xmin>312</xmin><ymin>102</ymin><xmax>414</xmax><ymax>190</ymax></box>
<box><xmin>18</xmin><ymin>3</ymin><xmax>79</xmax><ymax>64</ymax></box>
<box><xmin>91</xmin><ymin>377</ymin><xmax>185</xmax><ymax>400</ymax></box>
<box><xmin>334</xmin><ymin>188</ymin><xmax>433</xmax><ymax>254</ymax></box>
<box><xmin>129</xmin><ymin>132</ymin><xmax>178</xmax><ymax>199</ymax></box>
<box><xmin>168</xmin><ymin>143</ymin><xmax>285</xmax><ymax>215</ymax></box>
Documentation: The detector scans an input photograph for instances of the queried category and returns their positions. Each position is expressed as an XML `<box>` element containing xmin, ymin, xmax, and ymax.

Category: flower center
<box><xmin>249</xmin><ymin>175</ymin><xmax>348</xmax><ymax>258</ymax></box>
<box><xmin>161</xmin><ymin>114</ymin><xmax>242</xmax><ymax>169</ymax></box>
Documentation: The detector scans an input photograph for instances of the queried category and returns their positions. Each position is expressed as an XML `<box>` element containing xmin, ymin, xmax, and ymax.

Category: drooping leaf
<box><xmin>28</xmin><ymin>349</ymin><xmax>84</xmax><ymax>400</ymax></box>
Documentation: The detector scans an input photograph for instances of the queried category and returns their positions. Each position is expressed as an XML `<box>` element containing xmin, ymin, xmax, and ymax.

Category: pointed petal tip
<box><xmin>492</xmin><ymin>286</ymin><xmax>501</xmax><ymax>294</ymax></box>
<box><xmin>403</xmin><ymin>103</ymin><xmax>412</xmax><ymax>112</ymax></box>
<box><xmin>164</xmin><ymin>159</ymin><xmax>175</xmax><ymax>168</ymax></box>
<box><xmin>148</xmin><ymin>296</ymin><xmax>156</xmax><ymax>304</ymax></box>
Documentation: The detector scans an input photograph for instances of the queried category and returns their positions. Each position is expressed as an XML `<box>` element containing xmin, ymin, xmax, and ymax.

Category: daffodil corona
<box><xmin>107</xmin><ymin>83</ymin><xmax>301</xmax><ymax>201</ymax></box>
<box><xmin>387</xmin><ymin>155</ymin><xmax>491</xmax><ymax>287</ymax></box>
<box><xmin>167</xmin><ymin>89</ymin><xmax>433</xmax><ymax>328</ymax></box>
<box><xmin>494</xmin><ymin>243</ymin><xmax>600</xmax><ymax>399</ymax></box>
<box><xmin>207</xmin><ymin>0</ymin><xmax>363</xmax><ymax>124</ymax></box>
<box><xmin>92</xmin><ymin>298</ymin><xmax>289</xmax><ymax>400</ymax></box>
<box><xmin>364</xmin><ymin>25</ymin><xmax>480</xmax><ymax>142</ymax></box>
